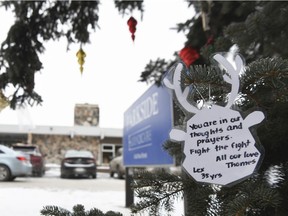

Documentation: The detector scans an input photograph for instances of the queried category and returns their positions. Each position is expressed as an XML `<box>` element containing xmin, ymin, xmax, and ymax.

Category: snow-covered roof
<box><xmin>0</xmin><ymin>124</ymin><xmax>123</xmax><ymax>138</ymax></box>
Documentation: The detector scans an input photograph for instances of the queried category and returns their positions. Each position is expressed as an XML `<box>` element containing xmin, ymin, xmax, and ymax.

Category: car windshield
<box><xmin>65</xmin><ymin>150</ymin><xmax>93</xmax><ymax>158</ymax></box>
<box><xmin>0</xmin><ymin>145</ymin><xmax>16</xmax><ymax>154</ymax></box>
<box><xmin>12</xmin><ymin>146</ymin><xmax>36</xmax><ymax>153</ymax></box>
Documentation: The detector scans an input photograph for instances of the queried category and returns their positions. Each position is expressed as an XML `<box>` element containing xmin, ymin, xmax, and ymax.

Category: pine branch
<box><xmin>40</xmin><ymin>205</ymin><xmax>71</xmax><ymax>216</ymax></box>
<box><xmin>181</xmin><ymin>64</ymin><xmax>230</xmax><ymax>105</ymax></box>
<box><xmin>240</xmin><ymin>57</ymin><xmax>288</xmax><ymax>109</ymax></box>
<box><xmin>139</xmin><ymin>58</ymin><xmax>175</xmax><ymax>85</ymax></box>
<box><xmin>131</xmin><ymin>170</ymin><xmax>184</xmax><ymax>215</ymax></box>
<box><xmin>40</xmin><ymin>204</ymin><xmax>123</xmax><ymax>216</ymax></box>
<box><xmin>218</xmin><ymin>176</ymin><xmax>282</xmax><ymax>216</ymax></box>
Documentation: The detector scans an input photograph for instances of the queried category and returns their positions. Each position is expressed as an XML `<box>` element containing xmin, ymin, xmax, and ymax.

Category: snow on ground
<box><xmin>1</xmin><ymin>188</ymin><xmax>130</xmax><ymax>216</ymax></box>
<box><xmin>0</xmin><ymin>165</ymin><xmax>184</xmax><ymax>216</ymax></box>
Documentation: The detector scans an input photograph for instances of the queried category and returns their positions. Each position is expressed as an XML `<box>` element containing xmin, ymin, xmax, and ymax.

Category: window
<box><xmin>102</xmin><ymin>145</ymin><xmax>113</xmax><ymax>151</ymax></box>
<box><xmin>100</xmin><ymin>144</ymin><xmax>122</xmax><ymax>165</ymax></box>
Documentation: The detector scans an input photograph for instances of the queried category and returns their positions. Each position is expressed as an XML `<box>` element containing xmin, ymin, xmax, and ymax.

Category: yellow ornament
<box><xmin>76</xmin><ymin>47</ymin><xmax>86</xmax><ymax>74</ymax></box>
<box><xmin>0</xmin><ymin>90</ymin><xmax>9</xmax><ymax>112</ymax></box>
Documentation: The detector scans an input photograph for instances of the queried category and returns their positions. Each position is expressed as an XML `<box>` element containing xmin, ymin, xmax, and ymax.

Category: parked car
<box><xmin>12</xmin><ymin>143</ymin><xmax>46</xmax><ymax>177</ymax></box>
<box><xmin>0</xmin><ymin>144</ymin><xmax>32</xmax><ymax>181</ymax></box>
<box><xmin>60</xmin><ymin>150</ymin><xmax>97</xmax><ymax>179</ymax></box>
<box><xmin>109</xmin><ymin>148</ymin><xmax>125</xmax><ymax>179</ymax></box>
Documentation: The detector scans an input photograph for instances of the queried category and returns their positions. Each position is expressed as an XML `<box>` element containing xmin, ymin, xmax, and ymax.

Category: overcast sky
<box><xmin>0</xmin><ymin>1</ymin><xmax>194</xmax><ymax>129</ymax></box>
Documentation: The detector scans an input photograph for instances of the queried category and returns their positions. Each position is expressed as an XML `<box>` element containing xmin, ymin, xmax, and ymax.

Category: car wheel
<box><xmin>39</xmin><ymin>168</ymin><xmax>46</xmax><ymax>177</ymax></box>
<box><xmin>9</xmin><ymin>176</ymin><xmax>16</xmax><ymax>181</ymax></box>
<box><xmin>110</xmin><ymin>171</ymin><xmax>114</xmax><ymax>178</ymax></box>
<box><xmin>34</xmin><ymin>170</ymin><xmax>43</xmax><ymax>177</ymax></box>
<box><xmin>0</xmin><ymin>164</ymin><xmax>12</xmax><ymax>181</ymax></box>
<box><xmin>92</xmin><ymin>174</ymin><xmax>96</xmax><ymax>179</ymax></box>
<box><xmin>117</xmin><ymin>166</ymin><xmax>124</xmax><ymax>179</ymax></box>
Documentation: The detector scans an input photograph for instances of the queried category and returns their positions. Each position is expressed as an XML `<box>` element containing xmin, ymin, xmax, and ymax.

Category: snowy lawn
<box><xmin>0</xmin><ymin>165</ymin><xmax>184</xmax><ymax>216</ymax></box>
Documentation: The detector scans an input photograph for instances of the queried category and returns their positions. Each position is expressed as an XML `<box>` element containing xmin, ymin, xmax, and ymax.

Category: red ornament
<box><xmin>127</xmin><ymin>16</ymin><xmax>137</xmax><ymax>42</ymax></box>
<box><xmin>206</xmin><ymin>35</ymin><xmax>214</xmax><ymax>45</ymax></box>
<box><xmin>179</xmin><ymin>47</ymin><xmax>200</xmax><ymax>67</ymax></box>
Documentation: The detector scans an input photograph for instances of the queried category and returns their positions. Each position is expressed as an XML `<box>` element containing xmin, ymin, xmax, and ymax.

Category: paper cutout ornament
<box><xmin>163</xmin><ymin>53</ymin><xmax>265</xmax><ymax>186</ymax></box>
<box><xmin>127</xmin><ymin>16</ymin><xmax>137</xmax><ymax>42</ymax></box>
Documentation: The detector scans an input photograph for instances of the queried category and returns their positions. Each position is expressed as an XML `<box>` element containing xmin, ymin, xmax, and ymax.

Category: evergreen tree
<box><xmin>132</xmin><ymin>1</ymin><xmax>288</xmax><ymax>216</ymax></box>
<box><xmin>40</xmin><ymin>204</ymin><xmax>123</xmax><ymax>216</ymax></box>
<box><xmin>0</xmin><ymin>0</ymin><xmax>144</xmax><ymax>109</ymax></box>
<box><xmin>1</xmin><ymin>1</ymin><xmax>288</xmax><ymax>216</ymax></box>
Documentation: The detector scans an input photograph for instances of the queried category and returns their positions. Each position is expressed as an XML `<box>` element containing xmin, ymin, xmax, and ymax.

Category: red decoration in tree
<box><xmin>179</xmin><ymin>47</ymin><xmax>200</xmax><ymax>67</ymax></box>
<box><xmin>206</xmin><ymin>35</ymin><xmax>214</xmax><ymax>45</ymax></box>
<box><xmin>127</xmin><ymin>16</ymin><xmax>137</xmax><ymax>42</ymax></box>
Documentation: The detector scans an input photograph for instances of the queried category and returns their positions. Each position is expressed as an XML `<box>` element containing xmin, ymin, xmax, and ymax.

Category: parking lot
<box><xmin>0</xmin><ymin>165</ymin><xmax>184</xmax><ymax>216</ymax></box>
<box><xmin>0</xmin><ymin>165</ymin><xmax>131</xmax><ymax>216</ymax></box>
<box><xmin>1</xmin><ymin>168</ymin><xmax>125</xmax><ymax>191</ymax></box>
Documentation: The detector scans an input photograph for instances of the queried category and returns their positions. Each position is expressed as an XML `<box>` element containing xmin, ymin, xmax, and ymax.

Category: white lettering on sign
<box><xmin>128</xmin><ymin>125</ymin><xmax>152</xmax><ymax>151</ymax></box>
<box><xmin>133</xmin><ymin>152</ymin><xmax>148</xmax><ymax>159</ymax></box>
<box><xmin>125</xmin><ymin>93</ymin><xmax>159</xmax><ymax>129</ymax></box>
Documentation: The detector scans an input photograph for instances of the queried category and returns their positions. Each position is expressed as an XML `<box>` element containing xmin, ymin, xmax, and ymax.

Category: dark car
<box><xmin>60</xmin><ymin>150</ymin><xmax>97</xmax><ymax>179</ymax></box>
<box><xmin>12</xmin><ymin>143</ymin><xmax>46</xmax><ymax>177</ymax></box>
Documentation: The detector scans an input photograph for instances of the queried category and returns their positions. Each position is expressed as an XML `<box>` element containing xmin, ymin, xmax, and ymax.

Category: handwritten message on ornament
<box><xmin>164</xmin><ymin>53</ymin><xmax>264</xmax><ymax>186</ymax></box>
<box><xmin>182</xmin><ymin>105</ymin><xmax>264</xmax><ymax>186</ymax></box>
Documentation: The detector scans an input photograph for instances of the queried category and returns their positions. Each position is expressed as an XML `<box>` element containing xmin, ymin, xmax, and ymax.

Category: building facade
<box><xmin>0</xmin><ymin>104</ymin><xmax>123</xmax><ymax>166</ymax></box>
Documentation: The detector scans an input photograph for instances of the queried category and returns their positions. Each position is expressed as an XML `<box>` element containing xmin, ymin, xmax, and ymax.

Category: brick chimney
<box><xmin>74</xmin><ymin>104</ymin><xmax>99</xmax><ymax>126</ymax></box>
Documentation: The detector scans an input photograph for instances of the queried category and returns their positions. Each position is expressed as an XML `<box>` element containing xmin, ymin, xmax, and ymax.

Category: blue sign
<box><xmin>123</xmin><ymin>84</ymin><xmax>174</xmax><ymax>167</ymax></box>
